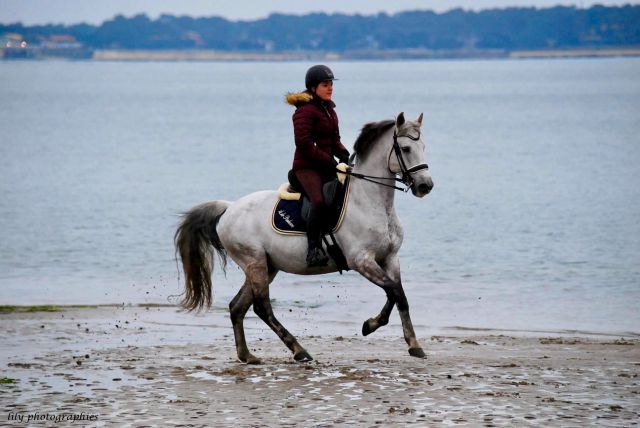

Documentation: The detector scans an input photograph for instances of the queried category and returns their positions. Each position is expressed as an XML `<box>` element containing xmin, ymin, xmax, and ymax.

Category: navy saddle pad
<box><xmin>272</xmin><ymin>178</ymin><xmax>350</xmax><ymax>235</ymax></box>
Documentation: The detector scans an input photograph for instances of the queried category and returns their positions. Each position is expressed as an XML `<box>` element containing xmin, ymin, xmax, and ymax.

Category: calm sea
<box><xmin>1</xmin><ymin>58</ymin><xmax>638</xmax><ymax>335</ymax></box>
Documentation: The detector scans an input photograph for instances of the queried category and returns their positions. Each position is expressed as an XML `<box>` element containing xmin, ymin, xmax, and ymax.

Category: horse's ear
<box><xmin>396</xmin><ymin>112</ymin><xmax>405</xmax><ymax>126</ymax></box>
<box><xmin>416</xmin><ymin>113</ymin><xmax>423</xmax><ymax>126</ymax></box>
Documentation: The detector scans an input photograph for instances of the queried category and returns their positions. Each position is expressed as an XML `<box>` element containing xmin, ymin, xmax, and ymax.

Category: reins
<box><xmin>345</xmin><ymin>171</ymin><xmax>408</xmax><ymax>192</ymax></box>
<box><xmin>343</xmin><ymin>129</ymin><xmax>428</xmax><ymax>193</ymax></box>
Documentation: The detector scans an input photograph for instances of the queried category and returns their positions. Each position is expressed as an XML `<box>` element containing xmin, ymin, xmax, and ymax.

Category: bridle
<box><xmin>345</xmin><ymin>129</ymin><xmax>429</xmax><ymax>192</ymax></box>
<box><xmin>389</xmin><ymin>130</ymin><xmax>429</xmax><ymax>188</ymax></box>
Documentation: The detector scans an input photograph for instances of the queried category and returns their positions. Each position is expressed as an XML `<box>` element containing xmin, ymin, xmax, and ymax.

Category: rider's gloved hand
<box><xmin>336</xmin><ymin>162</ymin><xmax>350</xmax><ymax>184</ymax></box>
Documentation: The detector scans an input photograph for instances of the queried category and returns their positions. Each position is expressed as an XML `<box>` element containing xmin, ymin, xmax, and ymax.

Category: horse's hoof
<box><xmin>240</xmin><ymin>354</ymin><xmax>262</xmax><ymax>365</ymax></box>
<box><xmin>362</xmin><ymin>320</ymin><xmax>373</xmax><ymax>336</ymax></box>
<box><xmin>409</xmin><ymin>347</ymin><xmax>426</xmax><ymax>359</ymax></box>
<box><xmin>246</xmin><ymin>356</ymin><xmax>262</xmax><ymax>365</ymax></box>
<box><xmin>294</xmin><ymin>350</ymin><xmax>313</xmax><ymax>363</ymax></box>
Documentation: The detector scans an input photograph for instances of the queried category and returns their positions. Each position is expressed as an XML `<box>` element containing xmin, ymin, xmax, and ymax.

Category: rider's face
<box><xmin>314</xmin><ymin>80</ymin><xmax>333</xmax><ymax>101</ymax></box>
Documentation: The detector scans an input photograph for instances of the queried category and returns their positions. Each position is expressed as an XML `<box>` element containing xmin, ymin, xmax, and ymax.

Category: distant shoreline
<box><xmin>509</xmin><ymin>48</ymin><xmax>640</xmax><ymax>59</ymax></box>
<box><xmin>93</xmin><ymin>48</ymin><xmax>640</xmax><ymax>61</ymax></box>
<box><xmin>3</xmin><ymin>47</ymin><xmax>640</xmax><ymax>62</ymax></box>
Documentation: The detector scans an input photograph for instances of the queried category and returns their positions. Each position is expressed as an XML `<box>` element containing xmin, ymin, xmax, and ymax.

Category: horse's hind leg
<box><xmin>229</xmin><ymin>283</ymin><xmax>261</xmax><ymax>364</ymax></box>
<box><xmin>247</xmin><ymin>263</ymin><xmax>313</xmax><ymax>362</ymax></box>
<box><xmin>355</xmin><ymin>255</ymin><xmax>425</xmax><ymax>358</ymax></box>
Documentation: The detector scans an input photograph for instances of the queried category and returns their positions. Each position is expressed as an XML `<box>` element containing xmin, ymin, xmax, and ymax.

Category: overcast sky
<box><xmin>1</xmin><ymin>0</ymin><xmax>638</xmax><ymax>25</ymax></box>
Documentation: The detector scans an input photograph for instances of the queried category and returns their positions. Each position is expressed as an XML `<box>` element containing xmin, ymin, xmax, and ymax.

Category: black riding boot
<box><xmin>306</xmin><ymin>206</ymin><xmax>329</xmax><ymax>267</ymax></box>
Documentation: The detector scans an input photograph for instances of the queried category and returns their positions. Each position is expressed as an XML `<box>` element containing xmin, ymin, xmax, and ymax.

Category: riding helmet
<box><xmin>305</xmin><ymin>65</ymin><xmax>337</xmax><ymax>90</ymax></box>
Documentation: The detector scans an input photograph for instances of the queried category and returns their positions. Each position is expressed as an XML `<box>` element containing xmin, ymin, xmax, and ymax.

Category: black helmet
<box><xmin>305</xmin><ymin>65</ymin><xmax>337</xmax><ymax>90</ymax></box>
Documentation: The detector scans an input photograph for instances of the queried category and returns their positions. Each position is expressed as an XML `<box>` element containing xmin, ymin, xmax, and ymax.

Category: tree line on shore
<box><xmin>1</xmin><ymin>5</ymin><xmax>639</xmax><ymax>52</ymax></box>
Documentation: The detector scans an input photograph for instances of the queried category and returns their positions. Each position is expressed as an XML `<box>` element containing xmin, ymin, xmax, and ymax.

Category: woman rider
<box><xmin>286</xmin><ymin>65</ymin><xmax>350</xmax><ymax>267</ymax></box>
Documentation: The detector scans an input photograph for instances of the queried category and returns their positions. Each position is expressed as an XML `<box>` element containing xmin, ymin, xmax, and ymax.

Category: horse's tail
<box><xmin>174</xmin><ymin>200</ymin><xmax>230</xmax><ymax>312</ymax></box>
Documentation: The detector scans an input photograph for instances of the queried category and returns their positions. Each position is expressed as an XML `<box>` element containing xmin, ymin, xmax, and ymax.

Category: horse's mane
<box><xmin>353</xmin><ymin>120</ymin><xmax>395</xmax><ymax>157</ymax></box>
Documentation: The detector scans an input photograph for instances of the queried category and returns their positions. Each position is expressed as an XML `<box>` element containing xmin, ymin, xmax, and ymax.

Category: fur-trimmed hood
<box><xmin>285</xmin><ymin>91</ymin><xmax>336</xmax><ymax>108</ymax></box>
<box><xmin>286</xmin><ymin>91</ymin><xmax>313</xmax><ymax>106</ymax></box>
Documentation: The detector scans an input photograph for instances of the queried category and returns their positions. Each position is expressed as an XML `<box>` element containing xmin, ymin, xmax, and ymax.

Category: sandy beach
<box><xmin>1</xmin><ymin>305</ymin><xmax>638</xmax><ymax>427</ymax></box>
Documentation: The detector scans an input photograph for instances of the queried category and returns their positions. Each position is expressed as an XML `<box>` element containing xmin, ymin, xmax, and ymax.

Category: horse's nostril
<box><xmin>418</xmin><ymin>183</ymin><xmax>431</xmax><ymax>194</ymax></box>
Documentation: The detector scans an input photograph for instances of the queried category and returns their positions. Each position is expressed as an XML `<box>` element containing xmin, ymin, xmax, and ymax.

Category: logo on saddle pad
<box><xmin>277</xmin><ymin>209</ymin><xmax>296</xmax><ymax>228</ymax></box>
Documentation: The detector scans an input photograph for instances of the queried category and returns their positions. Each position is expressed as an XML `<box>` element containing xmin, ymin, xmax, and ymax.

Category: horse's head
<box><xmin>389</xmin><ymin>112</ymin><xmax>434</xmax><ymax>198</ymax></box>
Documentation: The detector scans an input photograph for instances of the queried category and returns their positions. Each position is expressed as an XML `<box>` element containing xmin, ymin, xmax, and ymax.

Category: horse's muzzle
<box><xmin>413</xmin><ymin>179</ymin><xmax>434</xmax><ymax>197</ymax></box>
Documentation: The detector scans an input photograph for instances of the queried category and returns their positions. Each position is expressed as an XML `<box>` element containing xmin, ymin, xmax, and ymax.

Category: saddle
<box><xmin>273</xmin><ymin>171</ymin><xmax>349</xmax><ymax>233</ymax></box>
<box><xmin>271</xmin><ymin>170</ymin><xmax>351</xmax><ymax>272</ymax></box>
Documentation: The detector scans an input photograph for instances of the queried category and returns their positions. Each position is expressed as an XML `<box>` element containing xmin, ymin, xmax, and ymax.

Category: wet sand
<box><xmin>1</xmin><ymin>306</ymin><xmax>639</xmax><ymax>427</ymax></box>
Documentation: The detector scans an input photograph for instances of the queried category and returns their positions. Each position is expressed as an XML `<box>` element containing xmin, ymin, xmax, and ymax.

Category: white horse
<box><xmin>175</xmin><ymin>112</ymin><xmax>433</xmax><ymax>364</ymax></box>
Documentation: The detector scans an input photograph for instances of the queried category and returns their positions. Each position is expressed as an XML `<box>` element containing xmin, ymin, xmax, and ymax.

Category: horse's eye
<box><xmin>402</xmin><ymin>146</ymin><xmax>411</xmax><ymax>153</ymax></box>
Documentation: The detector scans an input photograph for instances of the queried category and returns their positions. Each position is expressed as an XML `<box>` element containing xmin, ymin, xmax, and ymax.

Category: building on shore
<box><xmin>1</xmin><ymin>33</ymin><xmax>37</xmax><ymax>59</ymax></box>
<box><xmin>38</xmin><ymin>35</ymin><xmax>93</xmax><ymax>59</ymax></box>
<box><xmin>1</xmin><ymin>33</ymin><xmax>93</xmax><ymax>60</ymax></box>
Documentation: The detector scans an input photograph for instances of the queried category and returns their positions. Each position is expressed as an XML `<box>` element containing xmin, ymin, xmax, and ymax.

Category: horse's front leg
<box><xmin>362</xmin><ymin>256</ymin><xmax>402</xmax><ymax>336</ymax></box>
<box><xmin>355</xmin><ymin>254</ymin><xmax>425</xmax><ymax>358</ymax></box>
<box><xmin>362</xmin><ymin>296</ymin><xmax>394</xmax><ymax>336</ymax></box>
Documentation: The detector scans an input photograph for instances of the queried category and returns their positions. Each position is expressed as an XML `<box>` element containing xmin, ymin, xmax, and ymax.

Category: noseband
<box><xmin>344</xmin><ymin>127</ymin><xmax>429</xmax><ymax>192</ymax></box>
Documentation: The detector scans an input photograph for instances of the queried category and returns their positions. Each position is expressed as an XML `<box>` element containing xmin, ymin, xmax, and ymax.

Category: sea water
<box><xmin>1</xmin><ymin>58</ymin><xmax>638</xmax><ymax>335</ymax></box>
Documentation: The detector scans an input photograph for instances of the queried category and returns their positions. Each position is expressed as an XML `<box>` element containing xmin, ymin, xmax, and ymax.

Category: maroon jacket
<box><xmin>287</xmin><ymin>91</ymin><xmax>349</xmax><ymax>173</ymax></box>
